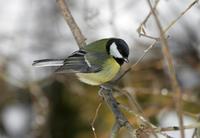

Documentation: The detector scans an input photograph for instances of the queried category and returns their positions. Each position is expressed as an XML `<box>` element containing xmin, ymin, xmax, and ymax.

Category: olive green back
<box><xmin>83</xmin><ymin>39</ymin><xmax>111</xmax><ymax>69</ymax></box>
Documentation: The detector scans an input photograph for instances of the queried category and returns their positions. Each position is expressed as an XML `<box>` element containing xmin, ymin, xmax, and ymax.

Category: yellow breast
<box><xmin>76</xmin><ymin>58</ymin><xmax>120</xmax><ymax>85</ymax></box>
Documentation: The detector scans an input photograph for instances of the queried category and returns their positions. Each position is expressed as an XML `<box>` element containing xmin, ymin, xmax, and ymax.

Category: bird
<box><xmin>32</xmin><ymin>38</ymin><xmax>129</xmax><ymax>86</ymax></box>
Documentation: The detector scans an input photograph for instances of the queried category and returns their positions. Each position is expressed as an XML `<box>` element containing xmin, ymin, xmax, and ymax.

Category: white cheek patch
<box><xmin>110</xmin><ymin>43</ymin><xmax>123</xmax><ymax>58</ymax></box>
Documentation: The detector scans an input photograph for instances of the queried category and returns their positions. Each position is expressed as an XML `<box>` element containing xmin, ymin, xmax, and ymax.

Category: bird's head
<box><xmin>106</xmin><ymin>38</ymin><xmax>129</xmax><ymax>65</ymax></box>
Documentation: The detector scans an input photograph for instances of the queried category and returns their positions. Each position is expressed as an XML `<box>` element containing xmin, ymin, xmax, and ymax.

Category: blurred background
<box><xmin>0</xmin><ymin>0</ymin><xmax>200</xmax><ymax>138</ymax></box>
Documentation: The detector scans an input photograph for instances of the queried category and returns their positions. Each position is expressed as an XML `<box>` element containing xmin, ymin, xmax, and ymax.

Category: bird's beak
<box><xmin>123</xmin><ymin>58</ymin><xmax>129</xmax><ymax>63</ymax></box>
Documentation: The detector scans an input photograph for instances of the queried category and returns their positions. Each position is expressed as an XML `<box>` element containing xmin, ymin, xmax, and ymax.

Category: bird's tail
<box><xmin>32</xmin><ymin>59</ymin><xmax>64</xmax><ymax>67</ymax></box>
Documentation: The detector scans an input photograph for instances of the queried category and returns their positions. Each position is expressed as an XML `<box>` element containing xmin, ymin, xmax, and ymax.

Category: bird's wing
<box><xmin>55</xmin><ymin>49</ymin><xmax>102</xmax><ymax>73</ymax></box>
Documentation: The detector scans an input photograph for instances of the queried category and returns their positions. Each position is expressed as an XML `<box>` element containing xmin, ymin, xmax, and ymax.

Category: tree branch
<box><xmin>91</xmin><ymin>102</ymin><xmax>102</xmax><ymax>138</ymax></box>
<box><xmin>56</xmin><ymin>0</ymin><xmax>86</xmax><ymax>48</ymax></box>
<box><xmin>99</xmin><ymin>87</ymin><xmax>136</xmax><ymax>138</ymax></box>
<box><xmin>137</xmin><ymin>0</ymin><xmax>160</xmax><ymax>37</ymax></box>
<box><xmin>163</xmin><ymin>0</ymin><xmax>199</xmax><ymax>33</ymax></box>
<box><xmin>155</xmin><ymin>122</ymin><xmax>200</xmax><ymax>132</ymax></box>
<box><xmin>147</xmin><ymin>0</ymin><xmax>184</xmax><ymax>137</ymax></box>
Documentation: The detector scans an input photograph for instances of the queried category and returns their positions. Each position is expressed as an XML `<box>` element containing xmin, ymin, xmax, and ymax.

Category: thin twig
<box><xmin>56</xmin><ymin>0</ymin><xmax>86</xmax><ymax>48</ymax></box>
<box><xmin>112</xmin><ymin>87</ymin><xmax>145</xmax><ymax>119</ymax></box>
<box><xmin>91</xmin><ymin>102</ymin><xmax>102</xmax><ymax>138</ymax></box>
<box><xmin>147</xmin><ymin>0</ymin><xmax>184</xmax><ymax>137</ymax></box>
<box><xmin>137</xmin><ymin>0</ymin><xmax>160</xmax><ymax>37</ymax></box>
<box><xmin>137</xmin><ymin>0</ymin><xmax>198</xmax><ymax>37</ymax></box>
<box><xmin>164</xmin><ymin>0</ymin><xmax>199</xmax><ymax>33</ymax></box>
<box><xmin>139</xmin><ymin>34</ymin><xmax>160</xmax><ymax>41</ymax></box>
<box><xmin>119</xmin><ymin>103</ymin><xmax>155</xmax><ymax>128</ymax></box>
<box><xmin>120</xmin><ymin>89</ymin><xmax>143</xmax><ymax>114</ymax></box>
<box><xmin>155</xmin><ymin>122</ymin><xmax>200</xmax><ymax>132</ymax></box>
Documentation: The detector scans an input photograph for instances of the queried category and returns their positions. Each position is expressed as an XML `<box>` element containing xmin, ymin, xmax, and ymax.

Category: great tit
<box><xmin>33</xmin><ymin>38</ymin><xmax>129</xmax><ymax>85</ymax></box>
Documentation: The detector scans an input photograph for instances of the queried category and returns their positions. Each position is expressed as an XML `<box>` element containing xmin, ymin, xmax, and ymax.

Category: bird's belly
<box><xmin>76</xmin><ymin>59</ymin><xmax>120</xmax><ymax>85</ymax></box>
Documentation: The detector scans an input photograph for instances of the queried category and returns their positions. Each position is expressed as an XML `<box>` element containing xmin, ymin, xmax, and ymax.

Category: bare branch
<box><xmin>147</xmin><ymin>0</ymin><xmax>184</xmax><ymax>137</ymax></box>
<box><xmin>164</xmin><ymin>0</ymin><xmax>199</xmax><ymax>32</ymax></box>
<box><xmin>155</xmin><ymin>122</ymin><xmax>200</xmax><ymax>132</ymax></box>
<box><xmin>119</xmin><ymin>104</ymin><xmax>154</xmax><ymax>127</ymax></box>
<box><xmin>91</xmin><ymin>102</ymin><xmax>102</xmax><ymax>138</ymax></box>
<box><xmin>137</xmin><ymin>0</ymin><xmax>160</xmax><ymax>37</ymax></box>
<box><xmin>139</xmin><ymin>34</ymin><xmax>160</xmax><ymax>41</ymax></box>
<box><xmin>99</xmin><ymin>87</ymin><xmax>136</xmax><ymax>138</ymax></box>
<box><xmin>56</xmin><ymin>0</ymin><xmax>86</xmax><ymax>48</ymax></box>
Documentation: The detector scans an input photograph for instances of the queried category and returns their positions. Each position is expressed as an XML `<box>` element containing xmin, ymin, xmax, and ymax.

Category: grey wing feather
<box><xmin>32</xmin><ymin>59</ymin><xmax>64</xmax><ymax>67</ymax></box>
<box><xmin>55</xmin><ymin>50</ymin><xmax>102</xmax><ymax>73</ymax></box>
